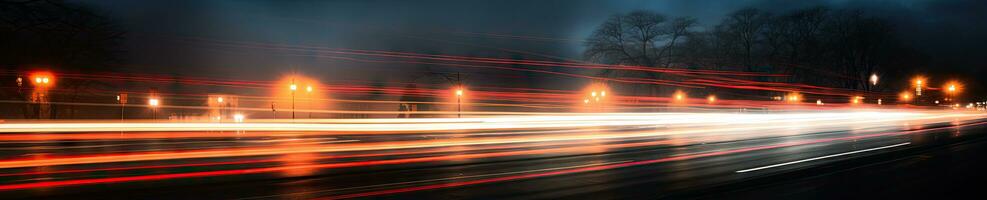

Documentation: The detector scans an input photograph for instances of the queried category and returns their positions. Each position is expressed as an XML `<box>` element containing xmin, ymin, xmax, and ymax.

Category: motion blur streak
<box><xmin>0</xmin><ymin>111</ymin><xmax>980</xmax><ymax>169</ymax></box>
<box><xmin>0</xmin><ymin>110</ymin><xmax>965</xmax><ymax>133</ymax></box>
<box><xmin>321</xmin><ymin>133</ymin><xmax>920</xmax><ymax>199</ymax></box>
<box><xmin>0</xmin><ymin>110</ymin><xmax>983</xmax><ymax>193</ymax></box>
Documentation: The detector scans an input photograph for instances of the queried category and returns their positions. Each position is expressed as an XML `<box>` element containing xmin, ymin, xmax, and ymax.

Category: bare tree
<box><xmin>718</xmin><ymin>8</ymin><xmax>771</xmax><ymax>70</ymax></box>
<box><xmin>585</xmin><ymin>10</ymin><xmax>667</xmax><ymax>70</ymax></box>
<box><xmin>661</xmin><ymin>17</ymin><xmax>698</xmax><ymax>68</ymax></box>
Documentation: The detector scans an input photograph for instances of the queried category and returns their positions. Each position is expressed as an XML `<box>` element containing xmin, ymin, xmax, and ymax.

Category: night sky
<box><xmin>76</xmin><ymin>0</ymin><xmax>987</xmax><ymax>95</ymax></box>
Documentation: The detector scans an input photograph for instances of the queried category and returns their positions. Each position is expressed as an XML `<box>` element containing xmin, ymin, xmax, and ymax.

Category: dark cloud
<box><xmin>77</xmin><ymin>0</ymin><xmax>987</xmax><ymax>94</ymax></box>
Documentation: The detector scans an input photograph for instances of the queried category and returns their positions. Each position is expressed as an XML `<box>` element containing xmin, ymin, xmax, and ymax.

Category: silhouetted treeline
<box><xmin>585</xmin><ymin>6</ymin><xmax>927</xmax><ymax>96</ymax></box>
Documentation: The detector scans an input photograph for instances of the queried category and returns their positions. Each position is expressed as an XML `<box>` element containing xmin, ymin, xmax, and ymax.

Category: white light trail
<box><xmin>735</xmin><ymin>142</ymin><xmax>911</xmax><ymax>173</ymax></box>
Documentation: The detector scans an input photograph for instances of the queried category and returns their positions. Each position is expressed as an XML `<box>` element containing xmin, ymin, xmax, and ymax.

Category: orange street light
<box><xmin>943</xmin><ymin>81</ymin><xmax>961</xmax><ymax>102</ymax></box>
<box><xmin>707</xmin><ymin>95</ymin><xmax>716</xmax><ymax>104</ymax></box>
<box><xmin>913</xmin><ymin>77</ymin><xmax>925</xmax><ymax>96</ymax></box>
<box><xmin>148</xmin><ymin>98</ymin><xmax>160</xmax><ymax>107</ymax></box>
<box><xmin>306</xmin><ymin>85</ymin><xmax>313</xmax><ymax>93</ymax></box>
<box><xmin>673</xmin><ymin>91</ymin><xmax>686</xmax><ymax>102</ymax></box>
<box><xmin>148</xmin><ymin>98</ymin><xmax>160</xmax><ymax>119</ymax></box>
<box><xmin>785</xmin><ymin>92</ymin><xmax>801</xmax><ymax>103</ymax></box>
<box><xmin>900</xmin><ymin>92</ymin><xmax>911</xmax><ymax>102</ymax></box>
<box><xmin>454</xmin><ymin>86</ymin><xmax>465</xmax><ymax>118</ymax></box>
<box><xmin>289</xmin><ymin>79</ymin><xmax>298</xmax><ymax>120</ymax></box>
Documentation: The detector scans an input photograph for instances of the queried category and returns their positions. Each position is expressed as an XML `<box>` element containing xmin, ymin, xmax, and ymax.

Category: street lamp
<box><xmin>913</xmin><ymin>77</ymin><xmax>925</xmax><ymax>96</ymax></box>
<box><xmin>900</xmin><ymin>92</ymin><xmax>911</xmax><ymax>103</ymax></box>
<box><xmin>30</xmin><ymin>73</ymin><xmax>54</xmax><ymax>120</ymax></box>
<box><xmin>306</xmin><ymin>85</ymin><xmax>313</xmax><ymax>118</ymax></box>
<box><xmin>455</xmin><ymin>87</ymin><xmax>464</xmax><ymax>118</ymax></box>
<box><xmin>148</xmin><ymin>98</ymin><xmax>160</xmax><ymax>119</ymax></box>
<box><xmin>870</xmin><ymin>74</ymin><xmax>879</xmax><ymax>86</ymax></box>
<box><xmin>233</xmin><ymin>113</ymin><xmax>245</xmax><ymax>123</ymax></box>
<box><xmin>707</xmin><ymin>95</ymin><xmax>716</xmax><ymax>104</ymax></box>
<box><xmin>117</xmin><ymin>93</ymin><xmax>128</xmax><ymax>120</ymax></box>
<box><xmin>290</xmin><ymin>81</ymin><xmax>297</xmax><ymax>120</ymax></box>
<box><xmin>944</xmin><ymin>81</ymin><xmax>960</xmax><ymax>103</ymax></box>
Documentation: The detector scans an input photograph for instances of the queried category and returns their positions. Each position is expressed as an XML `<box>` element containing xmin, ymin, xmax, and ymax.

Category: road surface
<box><xmin>0</xmin><ymin>110</ymin><xmax>985</xmax><ymax>199</ymax></box>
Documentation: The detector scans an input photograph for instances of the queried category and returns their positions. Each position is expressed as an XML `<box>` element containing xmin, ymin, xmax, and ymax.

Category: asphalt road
<box><xmin>0</xmin><ymin>112</ymin><xmax>986</xmax><ymax>199</ymax></box>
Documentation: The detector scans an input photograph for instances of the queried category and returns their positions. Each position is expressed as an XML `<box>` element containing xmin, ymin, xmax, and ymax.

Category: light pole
<box><xmin>148</xmin><ymin>97</ymin><xmax>160</xmax><ymax>119</ymax></box>
<box><xmin>290</xmin><ymin>80</ymin><xmax>297</xmax><ymax>120</ymax></box>
<box><xmin>455</xmin><ymin>87</ymin><xmax>464</xmax><ymax>118</ymax></box>
<box><xmin>946</xmin><ymin>83</ymin><xmax>958</xmax><ymax>103</ymax></box>
<box><xmin>914</xmin><ymin>78</ymin><xmax>924</xmax><ymax>96</ymax></box>
<box><xmin>117</xmin><ymin>93</ymin><xmax>127</xmax><ymax>120</ymax></box>
<box><xmin>31</xmin><ymin>74</ymin><xmax>53</xmax><ymax>119</ymax></box>
<box><xmin>306</xmin><ymin>85</ymin><xmax>313</xmax><ymax>118</ymax></box>
<box><xmin>217</xmin><ymin>96</ymin><xmax>225</xmax><ymax>121</ymax></box>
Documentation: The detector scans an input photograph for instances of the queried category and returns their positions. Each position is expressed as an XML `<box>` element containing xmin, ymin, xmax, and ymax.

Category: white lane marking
<box><xmin>736</xmin><ymin>142</ymin><xmax>911</xmax><ymax>173</ymax></box>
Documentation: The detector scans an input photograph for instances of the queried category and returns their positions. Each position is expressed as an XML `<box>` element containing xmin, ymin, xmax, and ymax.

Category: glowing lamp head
<box><xmin>306</xmin><ymin>85</ymin><xmax>313</xmax><ymax>93</ymax></box>
<box><xmin>591</xmin><ymin>91</ymin><xmax>597</xmax><ymax>97</ymax></box>
<box><xmin>290</xmin><ymin>84</ymin><xmax>297</xmax><ymax>91</ymax></box>
<box><xmin>148</xmin><ymin>98</ymin><xmax>160</xmax><ymax>107</ymax></box>
<box><xmin>870</xmin><ymin>74</ymin><xmax>878</xmax><ymax>85</ymax></box>
<box><xmin>707</xmin><ymin>95</ymin><xmax>716</xmax><ymax>103</ymax></box>
<box><xmin>233</xmin><ymin>113</ymin><xmax>245</xmax><ymax>123</ymax></box>
<box><xmin>600</xmin><ymin>91</ymin><xmax>606</xmax><ymax>97</ymax></box>
<box><xmin>455</xmin><ymin>89</ymin><xmax>464</xmax><ymax>96</ymax></box>
<box><xmin>217</xmin><ymin>97</ymin><xmax>224</xmax><ymax>103</ymax></box>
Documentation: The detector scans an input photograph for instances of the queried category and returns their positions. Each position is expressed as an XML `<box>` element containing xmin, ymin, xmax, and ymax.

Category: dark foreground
<box><xmin>2</xmin><ymin>118</ymin><xmax>987</xmax><ymax>199</ymax></box>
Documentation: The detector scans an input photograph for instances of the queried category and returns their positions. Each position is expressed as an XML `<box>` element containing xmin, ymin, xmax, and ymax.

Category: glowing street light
<box><xmin>707</xmin><ymin>95</ymin><xmax>716</xmax><ymax>104</ymax></box>
<box><xmin>944</xmin><ymin>81</ymin><xmax>961</xmax><ymax>103</ymax></box>
<box><xmin>816</xmin><ymin>99</ymin><xmax>824</xmax><ymax>105</ymax></box>
<box><xmin>900</xmin><ymin>92</ymin><xmax>911</xmax><ymax>103</ymax></box>
<box><xmin>913</xmin><ymin>77</ymin><xmax>925</xmax><ymax>96</ymax></box>
<box><xmin>217</xmin><ymin>97</ymin><xmax>224</xmax><ymax>103</ymax></box>
<box><xmin>851</xmin><ymin>96</ymin><xmax>863</xmax><ymax>104</ymax></box>
<box><xmin>455</xmin><ymin>87</ymin><xmax>465</xmax><ymax>118</ymax></box>
<box><xmin>870</xmin><ymin>74</ymin><xmax>879</xmax><ymax>86</ymax></box>
<box><xmin>306</xmin><ymin>85</ymin><xmax>314</xmax><ymax>118</ymax></box>
<box><xmin>289</xmin><ymin>80</ymin><xmax>297</xmax><ymax>120</ymax></box>
<box><xmin>673</xmin><ymin>90</ymin><xmax>686</xmax><ymax>102</ymax></box>
<box><xmin>148</xmin><ymin>97</ymin><xmax>160</xmax><ymax>119</ymax></box>
<box><xmin>233</xmin><ymin>113</ymin><xmax>245</xmax><ymax>123</ymax></box>
<box><xmin>785</xmin><ymin>92</ymin><xmax>801</xmax><ymax>103</ymax></box>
